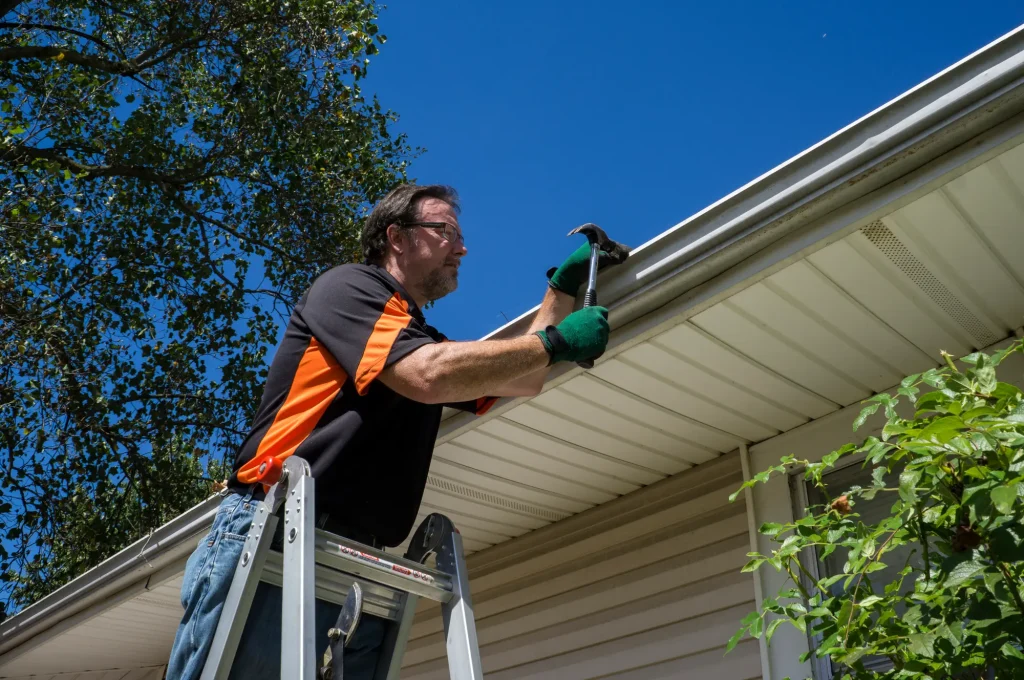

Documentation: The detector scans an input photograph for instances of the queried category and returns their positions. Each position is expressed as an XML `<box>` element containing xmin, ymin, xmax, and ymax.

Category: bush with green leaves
<box><xmin>729</xmin><ymin>340</ymin><xmax>1024</xmax><ymax>679</ymax></box>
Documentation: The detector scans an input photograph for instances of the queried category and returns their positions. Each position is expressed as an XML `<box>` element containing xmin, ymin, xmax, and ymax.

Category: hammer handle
<box><xmin>576</xmin><ymin>241</ymin><xmax>601</xmax><ymax>369</ymax></box>
<box><xmin>577</xmin><ymin>293</ymin><xmax>596</xmax><ymax>371</ymax></box>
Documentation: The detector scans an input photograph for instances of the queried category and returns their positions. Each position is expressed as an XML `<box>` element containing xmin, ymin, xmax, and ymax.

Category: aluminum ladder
<box><xmin>199</xmin><ymin>456</ymin><xmax>484</xmax><ymax>680</ymax></box>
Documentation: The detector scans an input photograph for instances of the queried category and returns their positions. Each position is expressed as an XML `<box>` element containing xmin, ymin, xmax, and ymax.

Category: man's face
<box><xmin>397</xmin><ymin>197</ymin><xmax>467</xmax><ymax>302</ymax></box>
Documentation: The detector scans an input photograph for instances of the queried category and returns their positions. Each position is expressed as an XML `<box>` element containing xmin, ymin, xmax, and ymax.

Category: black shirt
<box><xmin>228</xmin><ymin>264</ymin><xmax>495</xmax><ymax>547</ymax></box>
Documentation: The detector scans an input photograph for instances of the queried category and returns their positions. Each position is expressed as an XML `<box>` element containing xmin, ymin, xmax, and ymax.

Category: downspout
<box><xmin>739</xmin><ymin>443</ymin><xmax>772</xmax><ymax>680</ymax></box>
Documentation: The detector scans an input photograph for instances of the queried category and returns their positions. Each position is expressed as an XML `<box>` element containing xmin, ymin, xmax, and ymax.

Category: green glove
<box><xmin>535</xmin><ymin>306</ymin><xmax>609</xmax><ymax>365</ymax></box>
<box><xmin>547</xmin><ymin>240</ymin><xmax>630</xmax><ymax>296</ymax></box>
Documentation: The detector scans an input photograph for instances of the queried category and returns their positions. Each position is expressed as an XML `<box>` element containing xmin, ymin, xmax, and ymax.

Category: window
<box><xmin>794</xmin><ymin>458</ymin><xmax>924</xmax><ymax>678</ymax></box>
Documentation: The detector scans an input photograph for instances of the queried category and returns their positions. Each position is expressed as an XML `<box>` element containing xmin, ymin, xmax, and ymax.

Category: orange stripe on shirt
<box><xmin>355</xmin><ymin>292</ymin><xmax>412</xmax><ymax>395</ymax></box>
<box><xmin>237</xmin><ymin>338</ymin><xmax>346</xmax><ymax>485</ymax></box>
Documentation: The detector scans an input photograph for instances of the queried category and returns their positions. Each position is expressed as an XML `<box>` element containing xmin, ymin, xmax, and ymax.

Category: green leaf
<box><xmin>921</xmin><ymin>368</ymin><xmax>945</xmax><ymax>388</ymax></box>
<box><xmin>882</xmin><ymin>421</ymin><xmax>908</xmax><ymax>440</ymax></box>
<box><xmin>919</xmin><ymin>415</ymin><xmax>965</xmax><ymax>443</ymax></box>
<box><xmin>915</xmin><ymin>390</ymin><xmax>946</xmax><ymax>412</ymax></box>
<box><xmin>725</xmin><ymin>627</ymin><xmax>746</xmax><ymax>654</ymax></box>
<box><xmin>853</xmin><ymin>403</ymin><xmax>880</xmax><ymax>431</ymax></box>
<box><xmin>759</xmin><ymin>522</ymin><xmax>784</xmax><ymax>536</ymax></box>
<box><xmin>741</xmin><ymin>558</ymin><xmax>766</xmax><ymax>573</ymax></box>
<box><xmin>901</xmin><ymin>373</ymin><xmax>921</xmax><ymax>388</ymax></box>
<box><xmin>976</xmin><ymin>365</ymin><xmax>997</xmax><ymax>394</ymax></box>
<box><xmin>908</xmin><ymin>632</ymin><xmax>937</xmax><ymax>657</ymax></box>
<box><xmin>836</xmin><ymin>599</ymin><xmax>854</xmax><ymax>628</ymax></box>
<box><xmin>946</xmin><ymin>558</ymin><xmax>985</xmax><ymax>588</ymax></box>
<box><xmin>765</xmin><ymin>617</ymin><xmax>785</xmax><ymax>644</ymax></box>
<box><xmin>899</xmin><ymin>469</ymin><xmax>922</xmax><ymax>503</ymax></box>
<box><xmin>747</xmin><ymin>614</ymin><xmax>764</xmax><ymax>638</ymax></box>
<box><xmin>992</xmin><ymin>484</ymin><xmax>1017</xmax><ymax>514</ymax></box>
<box><xmin>842</xmin><ymin>647</ymin><xmax>870</xmax><ymax>664</ymax></box>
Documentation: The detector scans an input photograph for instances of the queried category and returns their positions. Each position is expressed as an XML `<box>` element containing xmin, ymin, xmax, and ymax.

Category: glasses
<box><xmin>401</xmin><ymin>221</ymin><xmax>465</xmax><ymax>246</ymax></box>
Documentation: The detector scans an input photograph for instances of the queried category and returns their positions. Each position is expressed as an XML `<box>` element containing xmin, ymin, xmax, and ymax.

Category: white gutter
<box><xmin>7</xmin><ymin>20</ymin><xmax>1024</xmax><ymax>665</ymax></box>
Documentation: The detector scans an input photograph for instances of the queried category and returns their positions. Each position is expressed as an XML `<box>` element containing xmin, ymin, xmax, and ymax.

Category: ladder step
<box><xmin>259</xmin><ymin>552</ymin><xmax>405</xmax><ymax>621</ymax></box>
<box><xmin>312</xmin><ymin>531</ymin><xmax>454</xmax><ymax>603</ymax></box>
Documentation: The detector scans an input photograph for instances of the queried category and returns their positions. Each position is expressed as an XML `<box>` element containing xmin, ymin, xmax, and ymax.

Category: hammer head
<box><xmin>568</xmin><ymin>222</ymin><xmax>608</xmax><ymax>246</ymax></box>
<box><xmin>568</xmin><ymin>223</ymin><xmax>630</xmax><ymax>263</ymax></box>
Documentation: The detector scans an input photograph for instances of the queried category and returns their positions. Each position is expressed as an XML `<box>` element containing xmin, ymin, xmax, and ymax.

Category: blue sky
<box><xmin>366</xmin><ymin>1</ymin><xmax>1024</xmax><ymax>341</ymax></box>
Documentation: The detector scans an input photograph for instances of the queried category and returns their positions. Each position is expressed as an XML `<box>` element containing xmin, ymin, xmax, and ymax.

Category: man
<box><xmin>167</xmin><ymin>184</ymin><xmax>625</xmax><ymax>679</ymax></box>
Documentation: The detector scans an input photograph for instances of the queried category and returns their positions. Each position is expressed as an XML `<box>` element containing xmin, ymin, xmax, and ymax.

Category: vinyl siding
<box><xmin>402</xmin><ymin>453</ymin><xmax>760</xmax><ymax>680</ymax></box>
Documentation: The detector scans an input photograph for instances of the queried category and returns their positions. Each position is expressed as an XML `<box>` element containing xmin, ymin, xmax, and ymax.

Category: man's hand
<box><xmin>547</xmin><ymin>239</ymin><xmax>630</xmax><ymax>296</ymax></box>
<box><xmin>535</xmin><ymin>306</ymin><xmax>610</xmax><ymax>364</ymax></box>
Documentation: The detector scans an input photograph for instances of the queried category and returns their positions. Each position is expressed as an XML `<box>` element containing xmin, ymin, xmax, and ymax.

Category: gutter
<box><xmin>7</xmin><ymin>21</ymin><xmax>1024</xmax><ymax>665</ymax></box>
<box><xmin>440</xmin><ymin>22</ymin><xmax>1024</xmax><ymax>437</ymax></box>
<box><xmin>0</xmin><ymin>495</ymin><xmax>221</xmax><ymax>660</ymax></box>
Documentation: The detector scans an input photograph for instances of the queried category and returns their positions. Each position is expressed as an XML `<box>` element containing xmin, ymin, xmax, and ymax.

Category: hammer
<box><xmin>567</xmin><ymin>223</ymin><xmax>622</xmax><ymax>369</ymax></box>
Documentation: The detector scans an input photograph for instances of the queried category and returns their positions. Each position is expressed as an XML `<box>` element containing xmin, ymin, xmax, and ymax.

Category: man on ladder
<box><xmin>166</xmin><ymin>184</ymin><xmax>627</xmax><ymax>679</ymax></box>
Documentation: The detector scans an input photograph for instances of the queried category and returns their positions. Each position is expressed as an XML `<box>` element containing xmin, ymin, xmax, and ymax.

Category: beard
<box><xmin>421</xmin><ymin>262</ymin><xmax>459</xmax><ymax>302</ymax></box>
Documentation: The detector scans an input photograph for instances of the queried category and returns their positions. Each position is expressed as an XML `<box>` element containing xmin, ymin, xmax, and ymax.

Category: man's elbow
<box><xmin>380</xmin><ymin>353</ymin><xmax>448</xmax><ymax>404</ymax></box>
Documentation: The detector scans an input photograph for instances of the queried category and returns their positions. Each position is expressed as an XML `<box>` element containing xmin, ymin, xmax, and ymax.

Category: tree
<box><xmin>730</xmin><ymin>341</ymin><xmax>1024</xmax><ymax>678</ymax></box>
<box><xmin>0</xmin><ymin>0</ymin><xmax>413</xmax><ymax>611</ymax></box>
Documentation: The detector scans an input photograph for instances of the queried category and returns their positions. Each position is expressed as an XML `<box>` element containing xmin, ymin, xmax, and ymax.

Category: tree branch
<box><xmin>0</xmin><ymin>24</ymin><xmax>120</xmax><ymax>56</ymax></box>
<box><xmin>1</xmin><ymin>143</ymin><xmax>194</xmax><ymax>185</ymax></box>
<box><xmin>0</xmin><ymin>33</ymin><xmax>207</xmax><ymax>75</ymax></box>
<box><xmin>0</xmin><ymin>45</ymin><xmax>135</xmax><ymax>73</ymax></box>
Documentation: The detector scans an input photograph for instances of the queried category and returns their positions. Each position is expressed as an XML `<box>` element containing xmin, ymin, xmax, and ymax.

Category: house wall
<box><xmin>401</xmin><ymin>453</ymin><xmax>762</xmax><ymax>680</ymax></box>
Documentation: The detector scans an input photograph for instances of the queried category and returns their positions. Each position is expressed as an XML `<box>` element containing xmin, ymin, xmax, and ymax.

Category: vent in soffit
<box><xmin>861</xmin><ymin>220</ymin><xmax>999</xmax><ymax>347</ymax></box>
<box><xmin>426</xmin><ymin>475</ymin><xmax>570</xmax><ymax>523</ymax></box>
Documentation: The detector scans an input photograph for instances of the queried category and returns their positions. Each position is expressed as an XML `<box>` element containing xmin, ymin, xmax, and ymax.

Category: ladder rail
<box><xmin>199</xmin><ymin>496</ymin><xmax>281</xmax><ymax>680</ymax></box>
<box><xmin>372</xmin><ymin>593</ymin><xmax>419</xmax><ymax>680</ymax></box>
<box><xmin>280</xmin><ymin>459</ymin><xmax>317</xmax><ymax>680</ymax></box>
<box><xmin>438</xmin><ymin>528</ymin><xmax>485</xmax><ymax>680</ymax></box>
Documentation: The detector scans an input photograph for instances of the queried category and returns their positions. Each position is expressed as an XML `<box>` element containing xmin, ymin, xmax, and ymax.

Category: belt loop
<box><xmin>242</xmin><ymin>483</ymin><xmax>260</xmax><ymax>503</ymax></box>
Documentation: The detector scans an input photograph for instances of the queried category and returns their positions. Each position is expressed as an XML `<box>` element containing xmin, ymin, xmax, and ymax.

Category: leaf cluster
<box><xmin>729</xmin><ymin>342</ymin><xmax>1024</xmax><ymax>679</ymax></box>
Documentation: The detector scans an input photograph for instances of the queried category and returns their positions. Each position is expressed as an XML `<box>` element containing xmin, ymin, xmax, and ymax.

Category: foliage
<box><xmin>729</xmin><ymin>341</ymin><xmax>1024</xmax><ymax>679</ymax></box>
<box><xmin>0</xmin><ymin>0</ymin><xmax>412</xmax><ymax>610</ymax></box>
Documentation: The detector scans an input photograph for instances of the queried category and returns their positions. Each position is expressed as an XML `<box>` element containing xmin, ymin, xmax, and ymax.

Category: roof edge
<box><xmin>0</xmin><ymin>496</ymin><xmax>221</xmax><ymax>659</ymax></box>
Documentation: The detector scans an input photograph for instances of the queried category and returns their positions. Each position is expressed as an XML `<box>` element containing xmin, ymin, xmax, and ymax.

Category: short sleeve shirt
<box><xmin>228</xmin><ymin>263</ymin><xmax>496</xmax><ymax>546</ymax></box>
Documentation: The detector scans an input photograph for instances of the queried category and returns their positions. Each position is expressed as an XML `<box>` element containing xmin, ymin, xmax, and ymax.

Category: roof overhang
<box><xmin>6</xmin><ymin>22</ymin><xmax>1024</xmax><ymax>679</ymax></box>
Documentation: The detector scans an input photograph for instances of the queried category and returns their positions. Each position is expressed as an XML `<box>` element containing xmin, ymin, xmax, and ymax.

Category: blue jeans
<box><xmin>167</xmin><ymin>489</ymin><xmax>387</xmax><ymax>679</ymax></box>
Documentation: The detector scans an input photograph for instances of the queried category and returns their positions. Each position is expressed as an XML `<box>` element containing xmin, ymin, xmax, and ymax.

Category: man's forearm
<box><xmin>380</xmin><ymin>333</ymin><xmax>551</xmax><ymax>404</ymax></box>
<box><xmin>528</xmin><ymin>286</ymin><xmax>576</xmax><ymax>333</ymax></box>
<box><xmin>496</xmin><ymin>287</ymin><xmax>576</xmax><ymax>395</ymax></box>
